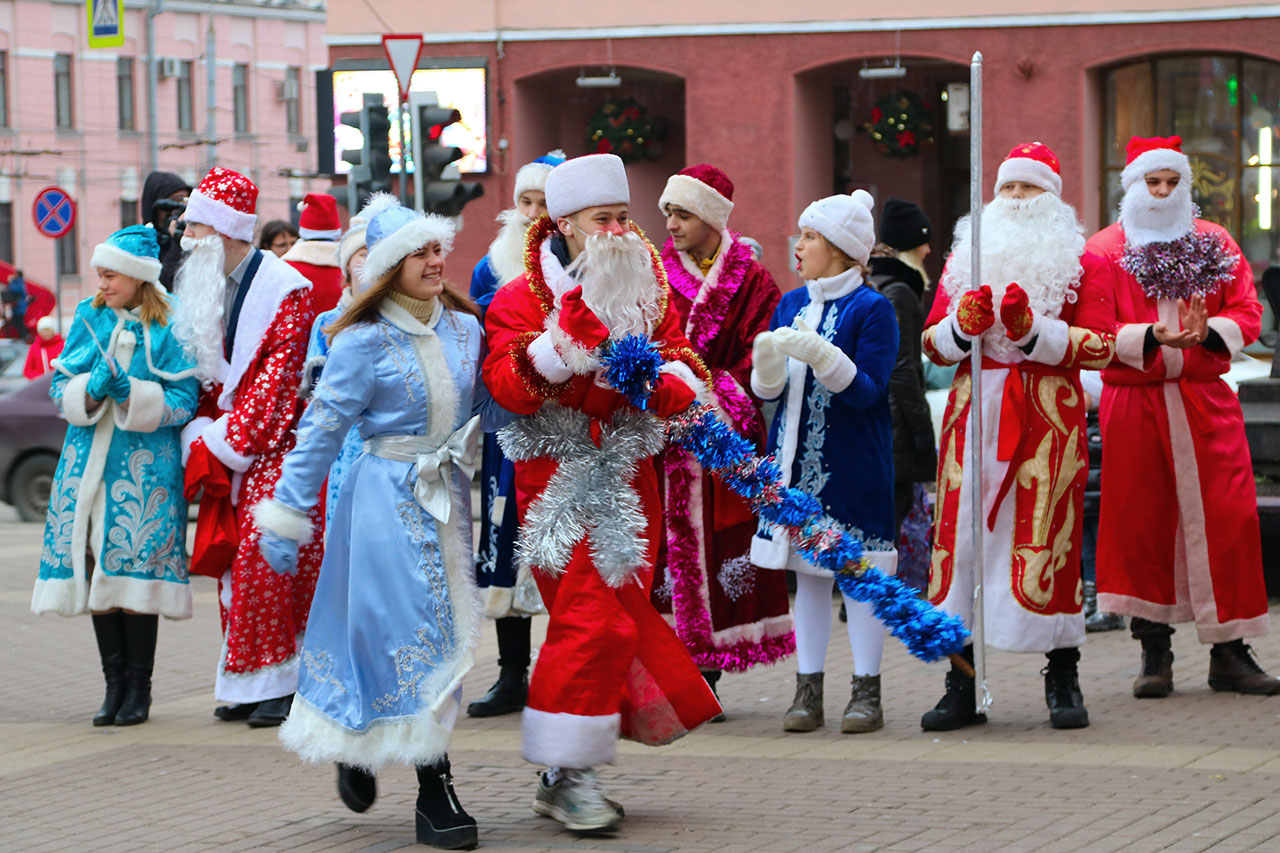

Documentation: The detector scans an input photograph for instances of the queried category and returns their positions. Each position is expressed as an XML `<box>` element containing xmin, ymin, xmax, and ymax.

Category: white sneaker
<box><xmin>532</xmin><ymin>769</ymin><xmax>623</xmax><ymax>833</ymax></box>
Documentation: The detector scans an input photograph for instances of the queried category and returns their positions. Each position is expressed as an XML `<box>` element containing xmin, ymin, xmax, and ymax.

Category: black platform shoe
<box><xmin>415</xmin><ymin>757</ymin><xmax>478</xmax><ymax>850</ymax></box>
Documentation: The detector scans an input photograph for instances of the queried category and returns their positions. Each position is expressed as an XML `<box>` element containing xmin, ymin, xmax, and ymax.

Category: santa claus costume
<box><xmin>921</xmin><ymin>143</ymin><xmax>1116</xmax><ymax>730</ymax></box>
<box><xmin>1087</xmin><ymin>135</ymin><xmax>1280</xmax><ymax>697</ymax></box>
<box><xmin>23</xmin><ymin>315</ymin><xmax>64</xmax><ymax>378</ymax></box>
<box><xmin>283</xmin><ymin>192</ymin><xmax>344</xmax><ymax>313</ymax></box>
<box><xmin>482</xmin><ymin>153</ymin><xmax>721</xmax><ymax>833</ymax></box>
<box><xmin>174</xmin><ymin>167</ymin><xmax>323</xmax><ymax>728</ymax></box>
<box><xmin>655</xmin><ymin>164</ymin><xmax>793</xmax><ymax>709</ymax></box>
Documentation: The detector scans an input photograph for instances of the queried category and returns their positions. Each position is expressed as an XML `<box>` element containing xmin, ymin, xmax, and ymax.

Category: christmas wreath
<box><xmin>865</xmin><ymin>91</ymin><xmax>935</xmax><ymax>158</ymax></box>
<box><xmin>587</xmin><ymin>98</ymin><xmax>663</xmax><ymax>163</ymax></box>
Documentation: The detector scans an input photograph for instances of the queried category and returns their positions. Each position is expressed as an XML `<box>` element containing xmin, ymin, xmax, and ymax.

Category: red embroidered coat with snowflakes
<box><xmin>1088</xmin><ymin>221</ymin><xmax>1269</xmax><ymax>643</ymax></box>
<box><xmin>182</xmin><ymin>249</ymin><xmax>324</xmax><ymax>703</ymax></box>
<box><xmin>482</xmin><ymin>217</ymin><xmax>721</xmax><ymax>769</ymax></box>
<box><xmin>922</xmin><ymin>253</ymin><xmax>1116</xmax><ymax>653</ymax></box>
<box><xmin>654</xmin><ymin>234</ymin><xmax>794</xmax><ymax>671</ymax></box>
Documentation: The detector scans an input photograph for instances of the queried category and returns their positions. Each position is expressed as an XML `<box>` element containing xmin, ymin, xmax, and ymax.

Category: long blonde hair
<box><xmin>91</xmin><ymin>279</ymin><xmax>172</xmax><ymax>326</ymax></box>
<box><xmin>324</xmin><ymin>255</ymin><xmax>479</xmax><ymax>342</ymax></box>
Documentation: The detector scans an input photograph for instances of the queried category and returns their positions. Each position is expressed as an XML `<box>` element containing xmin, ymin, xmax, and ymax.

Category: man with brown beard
<box><xmin>1088</xmin><ymin>135</ymin><xmax>1280</xmax><ymax>698</ymax></box>
<box><xmin>483</xmin><ymin>153</ymin><xmax>721</xmax><ymax>834</ymax></box>
<box><xmin>921</xmin><ymin>143</ymin><xmax>1116</xmax><ymax>731</ymax></box>
<box><xmin>172</xmin><ymin>167</ymin><xmax>323</xmax><ymax>728</ymax></box>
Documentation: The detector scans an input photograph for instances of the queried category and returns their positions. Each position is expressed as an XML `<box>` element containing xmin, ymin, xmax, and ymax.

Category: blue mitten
<box><xmin>259</xmin><ymin>530</ymin><xmax>300</xmax><ymax>575</ymax></box>
<box><xmin>105</xmin><ymin>369</ymin><xmax>132</xmax><ymax>403</ymax></box>
<box><xmin>86</xmin><ymin>359</ymin><xmax>114</xmax><ymax>401</ymax></box>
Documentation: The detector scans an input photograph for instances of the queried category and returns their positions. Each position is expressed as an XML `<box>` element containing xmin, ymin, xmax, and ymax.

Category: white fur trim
<box><xmin>544</xmin><ymin>153</ymin><xmax>629</xmax><ymax>221</ymax></box>
<box><xmin>1022</xmin><ymin>314</ymin><xmax>1070</xmax><ymax>366</ymax></box>
<box><xmin>527</xmin><ymin>329</ymin><xmax>574</xmax><ymax>384</ymax></box>
<box><xmin>215</xmin><ymin>643</ymin><xmax>300</xmax><ymax>703</ymax></box>
<box><xmin>298</xmin><ymin>354</ymin><xmax>326</xmax><ymax>399</ymax></box>
<box><xmin>659</xmin><ymin>360</ymin><xmax>713</xmax><ymax>406</ymax></box>
<box><xmin>484</xmin><ymin>585</ymin><xmax>516</xmax><ymax>620</ymax></box>
<box><xmin>87</xmin><ymin>573</ymin><xmax>193</xmax><ymax>620</ymax></box>
<box><xmin>514</xmin><ymin>153</ymin><xmax>564</xmax><ymax>207</ymax></box>
<box><xmin>61</xmin><ymin>372</ymin><xmax>107</xmax><ymax>427</ymax></box>
<box><xmin>217</xmin><ymin>252</ymin><xmax>310</xmax><ymax>411</ymax></box>
<box><xmin>1207</xmin><ymin>316</ymin><xmax>1245</xmax><ymax>359</ymax></box>
<box><xmin>282</xmin><ymin>239</ymin><xmax>340</xmax><ymax>267</ymax></box>
<box><xmin>811</xmin><ymin>348</ymin><xmax>856</xmax><ymax>393</ymax></box>
<box><xmin>930</xmin><ymin>314</ymin><xmax>971</xmax><ymax>364</ymax></box>
<box><xmin>1114</xmin><ymin>322</ymin><xmax>1152</xmax><ymax>371</ymax></box>
<box><xmin>994</xmin><ymin>157</ymin><xmax>1063</xmax><ymax>197</ymax></box>
<box><xmin>31</xmin><ymin>578</ymin><xmax>86</xmax><ymax>617</ymax></box>
<box><xmin>546</xmin><ymin>317</ymin><xmax>600</xmax><ymax>375</ymax></box>
<box><xmin>181</xmin><ymin>415</ymin><xmax>214</xmax><ymax>465</ymax></box>
<box><xmin>202</xmin><ymin>414</ymin><xmax>255</xmax><ymax>473</ymax></box>
<box><xmin>115</xmin><ymin>378</ymin><xmax>165</xmax><ymax>433</ymax></box>
<box><xmin>359</xmin><ymin>215</ymin><xmax>456</xmax><ymax>288</ymax></box>
<box><xmin>252</xmin><ymin>497</ymin><xmax>315</xmax><ymax>544</ymax></box>
<box><xmin>90</xmin><ymin>243</ymin><xmax>162</xmax><ymax>284</ymax></box>
<box><xmin>521</xmin><ymin>707</ymin><xmax>620</xmax><ymax>767</ymax></box>
<box><xmin>659</xmin><ymin>174</ymin><xmax>734</xmax><ymax>232</ymax></box>
<box><xmin>185</xmin><ymin>188</ymin><xmax>257</xmax><ymax>242</ymax></box>
<box><xmin>298</xmin><ymin>227</ymin><xmax>341</xmax><ymax>241</ymax></box>
<box><xmin>1121</xmin><ymin>148</ymin><xmax>1192</xmax><ymax>191</ymax></box>
<box><xmin>338</xmin><ymin>223</ymin><xmax>369</xmax><ymax>275</ymax></box>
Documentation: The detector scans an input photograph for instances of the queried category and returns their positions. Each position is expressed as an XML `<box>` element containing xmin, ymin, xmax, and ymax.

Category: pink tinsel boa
<box><xmin>662</xmin><ymin>234</ymin><xmax>754</xmax><ymax>351</ymax></box>
<box><xmin>711</xmin><ymin>370</ymin><xmax>762</xmax><ymax>439</ymax></box>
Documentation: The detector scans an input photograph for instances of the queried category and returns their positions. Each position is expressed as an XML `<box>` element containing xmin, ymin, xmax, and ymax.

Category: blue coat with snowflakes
<box><xmin>33</xmin><ymin>297</ymin><xmax>199</xmax><ymax>619</ymax></box>
<box><xmin>750</xmin><ymin>269</ymin><xmax>900</xmax><ymax>575</ymax></box>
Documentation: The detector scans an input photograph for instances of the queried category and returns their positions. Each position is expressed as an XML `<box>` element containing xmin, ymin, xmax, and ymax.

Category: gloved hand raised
<box><xmin>751</xmin><ymin>331</ymin><xmax>786</xmax><ymax>393</ymax></box>
<box><xmin>557</xmin><ymin>285</ymin><xmax>610</xmax><ymax>350</ymax></box>
<box><xmin>646</xmin><ymin>373</ymin><xmax>697</xmax><ymax>418</ymax></box>
<box><xmin>258</xmin><ymin>530</ymin><xmax>300</xmax><ymax>576</ymax></box>
<box><xmin>104</xmin><ymin>368</ymin><xmax>132</xmax><ymax>403</ymax></box>
<box><xmin>774</xmin><ymin>326</ymin><xmax>843</xmax><ymax>374</ymax></box>
<box><xmin>999</xmin><ymin>282</ymin><xmax>1035</xmax><ymax>341</ymax></box>
<box><xmin>955</xmin><ymin>285</ymin><xmax>995</xmax><ymax>337</ymax></box>
<box><xmin>87</xmin><ymin>359</ymin><xmax>115</xmax><ymax>402</ymax></box>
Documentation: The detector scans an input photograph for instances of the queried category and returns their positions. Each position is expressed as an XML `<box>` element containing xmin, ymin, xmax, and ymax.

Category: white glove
<box><xmin>774</xmin><ymin>327</ymin><xmax>842</xmax><ymax>373</ymax></box>
<box><xmin>750</xmin><ymin>331</ymin><xmax>787</xmax><ymax>398</ymax></box>
<box><xmin>525</xmin><ymin>330</ymin><xmax>573</xmax><ymax>384</ymax></box>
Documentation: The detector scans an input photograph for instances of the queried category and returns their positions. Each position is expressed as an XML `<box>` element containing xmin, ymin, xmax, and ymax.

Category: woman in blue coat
<box><xmin>33</xmin><ymin>225</ymin><xmax>199</xmax><ymax>727</ymax></box>
<box><xmin>750</xmin><ymin>190</ymin><xmax>899</xmax><ymax>736</ymax></box>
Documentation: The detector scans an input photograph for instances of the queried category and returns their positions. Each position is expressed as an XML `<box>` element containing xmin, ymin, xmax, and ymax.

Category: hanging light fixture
<box><xmin>859</xmin><ymin>30</ymin><xmax>907</xmax><ymax>79</ymax></box>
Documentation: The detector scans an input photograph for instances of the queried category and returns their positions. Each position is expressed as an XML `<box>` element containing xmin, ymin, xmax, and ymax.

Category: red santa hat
<box><xmin>297</xmin><ymin>192</ymin><xmax>341</xmax><ymax>241</ymax></box>
<box><xmin>544</xmin><ymin>153</ymin><xmax>630</xmax><ymax>220</ymax></box>
<box><xmin>183</xmin><ymin>166</ymin><xmax>258</xmax><ymax>242</ymax></box>
<box><xmin>993</xmin><ymin>142</ymin><xmax>1062</xmax><ymax>197</ymax></box>
<box><xmin>1121</xmin><ymin>135</ymin><xmax>1191</xmax><ymax>191</ymax></box>
<box><xmin>658</xmin><ymin>164</ymin><xmax>736</xmax><ymax>232</ymax></box>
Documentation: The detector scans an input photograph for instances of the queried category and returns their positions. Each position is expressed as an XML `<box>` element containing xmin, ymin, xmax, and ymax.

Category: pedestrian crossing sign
<box><xmin>87</xmin><ymin>0</ymin><xmax>124</xmax><ymax>49</ymax></box>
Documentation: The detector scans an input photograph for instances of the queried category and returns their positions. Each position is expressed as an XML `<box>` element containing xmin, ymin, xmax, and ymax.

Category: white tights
<box><xmin>793</xmin><ymin>571</ymin><xmax>886</xmax><ymax>676</ymax></box>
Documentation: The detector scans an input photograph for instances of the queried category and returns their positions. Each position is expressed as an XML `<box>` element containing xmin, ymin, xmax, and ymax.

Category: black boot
<box><xmin>415</xmin><ymin>757</ymin><xmax>478</xmax><ymax>850</ymax></box>
<box><xmin>1043</xmin><ymin>647</ymin><xmax>1090</xmax><ymax>729</ymax></box>
<box><xmin>466</xmin><ymin>666</ymin><xmax>528</xmax><ymax>717</ymax></box>
<box><xmin>91</xmin><ymin>611</ymin><xmax>127</xmax><ymax>726</ymax></box>
<box><xmin>336</xmin><ymin>763</ymin><xmax>377</xmax><ymax>813</ymax></box>
<box><xmin>114</xmin><ymin>613</ymin><xmax>157</xmax><ymax>726</ymax></box>
<box><xmin>1084</xmin><ymin>581</ymin><xmax>1125</xmax><ymax>632</ymax></box>
<box><xmin>703</xmin><ymin>670</ymin><xmax>726</xmax><ymax>723</ymax></box>
<box><xmin>1132</xmin><ymin>617</ymin><xmax>1174</xmax><ymax>698</ymax></box>
<box><xmin>247</xmin><ymin>694</ymin><xmax>294</xmax><ymax>728</ymax></box>
<box><xmin>921</xmin><ymin>645</ymin><xmax>987</xmax><ymax>731</ymax></box>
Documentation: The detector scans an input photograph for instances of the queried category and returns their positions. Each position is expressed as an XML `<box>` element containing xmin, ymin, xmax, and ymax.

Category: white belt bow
<box><xmin>364</xmin><ymin>416</ymin><xmax>481</xmax><ymax>523</ymax></box>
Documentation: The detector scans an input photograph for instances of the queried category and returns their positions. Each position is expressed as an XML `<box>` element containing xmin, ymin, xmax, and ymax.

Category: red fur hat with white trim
<box><xmin>297</xmin><ymin>192</ymin><xmax>341</xmax><ymax>241</ymax></box>
<box><xmin>993</xmin><ymin>142</ymin><xmax>1062</xmax><ymax>197</ymax></box>
<box><xmin>1121</xmin><ymin>135</ymin><xmax>1192</xmax><ymax>191</ymax></box>
<box><xmin>659</xmin><ymin>164</ymin><xmax>735</xmax><ymax>231</ymax></box>
<box><xmin>184</xmin><ymin>166</ymin><xmax>258</xmax><ymax>242</ymax></box>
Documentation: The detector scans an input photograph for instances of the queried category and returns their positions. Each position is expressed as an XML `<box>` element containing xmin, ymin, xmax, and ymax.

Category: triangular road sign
<box><xmin>382</xmin><ymin>34</ymin><xmax>423</xmax><ymax>103</ymax></box>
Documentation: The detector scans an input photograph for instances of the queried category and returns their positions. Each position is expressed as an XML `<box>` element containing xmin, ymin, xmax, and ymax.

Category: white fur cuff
<box><xmin>931</xmin><ymin>315</ymin><xmax>970</xmax><ymax>364</ymax></box>
<box><xmin>202</xmin><ymin>414</ymin><xmax>256</xmax><ymax>473</ymax></box>
<box><xmin>61</xmin><ymin>372</ymin><xmax>108</xmax><ymax>427</ymax></box>
<box><xmin>116</xmin><ymin>378</ymin><xmax>165</xmax><ymax>433</ymax></box>
<box><xmin>527</xmin><ymin>330</ymin><xmax>574</xmax><ymax>384</ymax></box>
<box><xmin>1022</xmin><ymin>314</ymin><xmax>1070</xmax><ymax>366</ymax></box>
<box><xmin>181</xmin><ymin>415</ymin><xmax>214</xmax><ymax>465</ymax></box>
<box><xmin>521</xmin><ymin>707</ymin><xmax>620</xmax><ymax>767</ymax></box>
<box><xmin>252</xmin><ymin>497</ymin><xmax>315</xmax><ymax>544</ymax></box>
<box><xmin>1115</xmin><ymin>323</ymin><xmax>1153</xmax><ymax>371</ymax></box>
<box><xmin>547</xmin><ymin>319</ymin><xmax>599</xmax><ymax>375</ymax></box>
<box><xmin>1206</xmin><ymin>316</ymin><xmax>1245</xmax><ymax>359</ymax></box>
<box><xmin>812</xmin><ymin>350</ymin><xmax>857</xmax><ymax>393</ymax></box>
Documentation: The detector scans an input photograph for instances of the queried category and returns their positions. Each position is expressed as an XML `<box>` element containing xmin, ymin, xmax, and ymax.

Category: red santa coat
<box><xmin>654</xmin><ymin>234</ymin><xmax>794</xmax><ymax>671</ymax></box>
<box><xmin>482</xmin><ymin>217</ymin><xmax>721</xmax><ymax>768</ymax></box>
<box><xmin>24</xmin><ymin>333</ymin><xmax>64</xmax><ymax>378</ymax></box>
<box><xmin>1087</xmin><ymin>221</ymin><xmax>1269</xmax><ymax>643</ymax></box>
<box><xmin>182</xmin><ymin>249</ymin><xmax>324</xmax><ymax>703</ymax></box>
<box><xmin>283</xmin><ymin>239</ymin><xmax>343</xmax><ymax>314</ymax></box>
<box><xmin>922</xmin><ymin>253</ymin><xmax>1115</xmax><ymax>652</ymax></box>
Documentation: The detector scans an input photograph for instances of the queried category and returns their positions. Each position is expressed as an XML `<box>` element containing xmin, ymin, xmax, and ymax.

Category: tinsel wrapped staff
<box><xmin>599</xmin><ymin>335</ymin><xmax>971</xmax><ymax>667</ymax></box>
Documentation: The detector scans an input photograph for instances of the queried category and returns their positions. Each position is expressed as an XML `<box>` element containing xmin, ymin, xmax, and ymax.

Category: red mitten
<box><xmin>558</xmin><ymin>285</ymin><xmax>610</xmax><ymax>349</ymax></box>
<box><xmin>1000</xmin><ymin>282</ymin><xmax>1034</xmax><ymax>341</ymax></box>
<box><xmin>647</xmin><ymin>374</ymin><xmax>697</xmax><ymax>418</ymax></box>
<box><xmin>955</xmin><ymin>285</ymin><xmax>995</xmax><ymax>337</ymax></box>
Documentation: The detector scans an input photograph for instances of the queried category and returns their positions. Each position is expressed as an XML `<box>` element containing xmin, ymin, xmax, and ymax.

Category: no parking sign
<box><xmin>32</xmin><ymin>186</ymin><xmax>76</xmax><ymax>239</ymax></box>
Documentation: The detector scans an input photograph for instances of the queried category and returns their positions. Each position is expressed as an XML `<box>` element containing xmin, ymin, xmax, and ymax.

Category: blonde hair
<box><xmin>325</xmin><ymin>256</ymin><xmax>479</xmax><ymax>342</ymax></box>
<box><xmin>91</xmin><ymin>279</ymin><xmax>171</xmax><ymax>326</ymax></box>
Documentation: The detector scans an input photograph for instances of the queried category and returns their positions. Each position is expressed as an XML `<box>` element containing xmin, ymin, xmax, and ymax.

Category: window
<box><xmin>117</xmin><ymin>57</ymin><xmax>135</xmax><ymax>130</ymax></box>
<box><xmin>54</xmin><ymin>53</ymin><xmax>73</xmax><ymax>129</ymax></box>
<box><xmin>0</xmin><ymin>52</ymin><xmax>9</xmax><ymax>127</ymax></box>
<box><xmin>285</xmin><ymin>66</ymin><xmax>301</xmax><ymax>135</ymax></box>
<box><xmin>120</xmin><ymin>198</ymin><xmax>137</xmax><ymax>229</ymax></box>
<box><xmin>1102</xmin><ymin>54</ymin><xmax>1280</xmax><ymax>273</ymax></box>
<box><xmin>0</xmin><ymin>203</ymin><xmax>12</xmax><ymax>264</ymax></box>
<box><xmin>56</xmin><ymin>223</ymin><xmax>78</xmax><ymax>275</ymax></box>
<box><xmin>233</xmin><ymin>63</ymin><xmax>249</xmax><ymax>134</ymax></box>
<box><xmin>176</xmin><ymin>60</ymin><xmax>193</xmax><ymax>132</ymax></box>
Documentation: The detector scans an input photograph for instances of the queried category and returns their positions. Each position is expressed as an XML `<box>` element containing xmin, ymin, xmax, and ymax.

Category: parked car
<box><xmin>0</xmin><ymin>373</ymin><xmax>65</xmax><ymax>522</ymax></box>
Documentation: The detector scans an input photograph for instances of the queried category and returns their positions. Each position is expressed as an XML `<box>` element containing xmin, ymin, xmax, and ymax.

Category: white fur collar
<box><xmin>282</xmin><ymin>239</ymin><xmax>340</xmax><ymax>267</ymax></box>
<box><xmin>804</xmin><ymin>266</ymin><xmax>862</xmax><ymax>305</ymax></box>
<box><xmin>539</xmin><ymin>239</ymin><xmax>574</xmax><ymax>300</ymax></box>
<box><xmin>378</xmin><ymin>295</ymin><xmax>443</xmax><ymax>335</ymax></box>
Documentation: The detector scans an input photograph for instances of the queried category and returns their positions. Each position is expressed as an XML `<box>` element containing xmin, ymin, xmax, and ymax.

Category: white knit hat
<box><xmin>336</xmin><ymin>216</ymin><xmax>368</xmax><ymax>277</ymax></box>
<box><xmin>544</xmin><ymin>154</ymin><xmax>630</xmax><ymax>220</ymax></box>
<box><xmin>798</xmin><ymin>189</ymin><xmax>876</xmax><ymax>265</ymax></box>
<box><xmin>512</xmin><ymin>150</ymin><xmax>566</xmax><ymax>207</ymax></box>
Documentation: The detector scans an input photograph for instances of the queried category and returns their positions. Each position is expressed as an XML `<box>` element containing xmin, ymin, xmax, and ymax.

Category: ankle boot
<box><xmin>702</xmin><ymin>670</ymin><xmax>726</xmax><ymax>723</ymax></box>
<box><xmin>114</xmin><ymin>613</ymin><xmax>157</xmax><ymax>726</ymax></box>
<box><xmin>841</xmin><ymin>674</ymin><xmax>883</xmax><ymax>733</ymax></box>
<box><xmin>1209</xmin><ymin>640</ymin><xmax>1280</xmax><ymax>695</ymax></box>
<box><xmin>921</xmin><ymin>645</ymin><xmax>987</xmax><ymax>731</ymax></box>
<box><xmin>466</xmin><ymin>666</ymin><xmax>528</xmax><ymax>718</ymax></box>
<box><xmin>782</xmin><ymin>672</ymin><xmax>824</xmax><ymax>732</ymax></box>
<box><xmin>1043</xmin><ymin>648</ymin><xmax>1090</xmax><ymax>729</ymax></box>
<box><xmin>1082</xmin><ymin>580</ymin><xmax>1098</xmax><ymax>619</ymax></box>
<box><xmin>415</xmin><ymin>757</ymin><xmax>478</xmax><ymax>850</ymax></box>
<box><xmin>1133</xmin><ymin>633</ymin><xmax>1174</xmax><ymax>698</ymax></box>
<box><xmin>336</xmin><ymin>763</ymin><xmax>377</xmax><ymax>813</ymax></box>
<box><xmin>91</xmin><ymin>611</ymin><xmax>127</xmax><ymax>726</ymax></box>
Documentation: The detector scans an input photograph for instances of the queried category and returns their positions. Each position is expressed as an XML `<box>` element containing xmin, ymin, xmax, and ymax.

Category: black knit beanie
<box><xmin>879</xmin><ymin>197</ymin><xmax>932</xmax><ymax>251</ymax></box>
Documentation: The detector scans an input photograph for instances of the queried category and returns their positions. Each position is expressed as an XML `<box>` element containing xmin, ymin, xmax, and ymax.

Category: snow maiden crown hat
<box><xmin>297</xmin><ymin>192</ymin><xmax>342</xmax><ymax>240</ymax></box>
<box><xmin>544</xmin><ymin>153</ymin><xmax>630</xmax><ymax>220</ymax></box>
<box><xmin>183</xmin><ymin>166</ymin><xmax>259</xmax><ymax>242</ymax></box>
<box><xmin>798</xmin><ymin>188</ymin><xmax>876</xmax><ymax>266</ymax></box>
<box><xmin>658</xmin><ymin>163</ymin><xmax>736</xmax><ymax>231</ymax></box>
<box><xmin>358</xmin><ymin>193</ymin><xmax>456</xmax><ymax>288</ymax></box>
<box><xmin>513</xmin><ymin>149</ymin><xmax>567</xmax><ymax>207</ymax></box>
<box><xmin>90</xmin><ymin>224</ymin><xmax>164</xmax><ymax>284</ymax></box>
<box><xmin>1121</xmin><ymin>135</ymin><xmax>1192</xmax><ymax>191</ymax></box>
<box><xmin>993</xmin><ymin>141</ymin><xmax>1063</xmax><ymax>197</ymax></box>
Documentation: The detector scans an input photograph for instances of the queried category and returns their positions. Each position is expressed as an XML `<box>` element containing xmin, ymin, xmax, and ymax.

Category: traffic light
<box><xmin>338</xmin><ymin>92</ymin><xmax>394</xmax><ymax>214</ymax></box>
<box><xmin>415</xmin><ymin>103</ymin><xmax>483</xmax><ymax>216</ymax></box>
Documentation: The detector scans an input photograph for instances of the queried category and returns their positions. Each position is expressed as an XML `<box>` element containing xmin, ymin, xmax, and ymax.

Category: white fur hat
<box><xmin>544</xmin><ymin>154</ymin><xmax>630</xmax><ymax>220</ymax></box>
<box><xmin>336</xmin><ymin>216</ymin><xmax>368</xmax><ymax>277</ymax></box>
<box><xmin>798</xmin><ymin>189</ymin><xmax>876</xmax><ymax>266</ymax></box>
<box><xmin>513</xmin><ymin>150</ymin><xmax>566</xmax><ymax>208</ymax></box>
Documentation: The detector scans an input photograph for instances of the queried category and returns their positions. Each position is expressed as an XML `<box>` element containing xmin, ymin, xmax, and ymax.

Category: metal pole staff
<box><xmin>398</xmin><ymin>94</ymin><xmax>409</xmax><ymax>204</ymax></box>
<box><xmin>968</xmin><ymin>51</ymin><xmax>991</xmax><ymax>714</ymax></box>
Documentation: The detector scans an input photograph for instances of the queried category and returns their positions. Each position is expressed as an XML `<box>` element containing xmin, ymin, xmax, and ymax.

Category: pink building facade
<box><xmin>0</xmin><ymin>0</ymin><xmax>327</xmax><ymax>312</ymax></box>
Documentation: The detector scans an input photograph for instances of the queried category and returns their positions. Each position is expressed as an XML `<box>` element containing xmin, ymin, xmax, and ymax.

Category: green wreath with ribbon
<box><xmin>587</xmin><ymin>98</ymin><xmax>663</xmax><ymax>164</ymax></box>
<box><xmin>865</xmin><ymin>91</ymin><xmax>936</xmax><ymax>159</ymax></box>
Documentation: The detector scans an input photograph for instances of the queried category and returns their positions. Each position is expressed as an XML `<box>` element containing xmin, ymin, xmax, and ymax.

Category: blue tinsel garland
<box><xmin>600</xmin><ymin>334</ymin><xmax>970</xmax><ymax>663</ymax></box>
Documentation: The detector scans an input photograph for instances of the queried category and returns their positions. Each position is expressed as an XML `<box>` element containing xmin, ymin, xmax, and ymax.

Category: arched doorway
<box><xmin>513</xmin><ymin>65</ymin><xmax>685</xmax><ymax>239</ymax></box>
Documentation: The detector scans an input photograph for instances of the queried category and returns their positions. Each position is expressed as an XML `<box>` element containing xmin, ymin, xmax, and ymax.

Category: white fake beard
<box><xmin>172</xmin><ymin>234</ymin><xmax>227</xmax><ymax>382</ymax></box>
<box><xmin>943</xmin><ymin>193</ymin><xmax>1085</xmax><ymax>358</ymax></box>
<box><xmin>568</xmin><ymin>230</ymin><xmax>662</xmax><ymax>340</ymax></box>
<box><xmin>1119</xmin><ymin>179</ymin><xmax>1195</xmax><ymax>247</ymax></box>
<box><xmin>489</xmin><ymin>209</ymin><xmax>533</xmax><ymax>286</ymax></box>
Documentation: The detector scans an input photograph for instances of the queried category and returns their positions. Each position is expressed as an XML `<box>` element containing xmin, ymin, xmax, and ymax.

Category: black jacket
<box><xmin>141</xmin><ymin>171</ymin><xmax>191</xmax><ymax>289</ymax></box>
<box><xmin>869</xmin><ymin>255</ymin><xmax>937</xmax><ymax>483</ymax></box>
